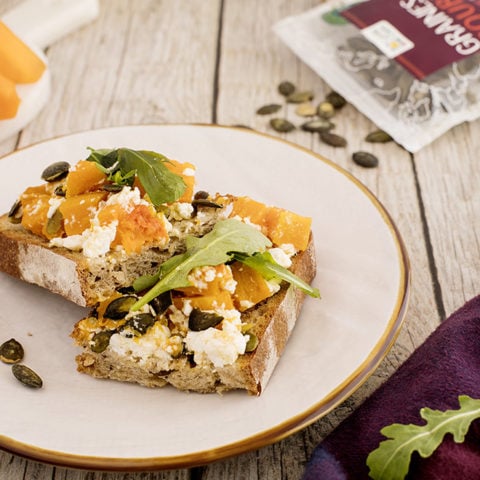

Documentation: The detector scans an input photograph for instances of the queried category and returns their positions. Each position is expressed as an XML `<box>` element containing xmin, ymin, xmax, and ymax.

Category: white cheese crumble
<box><xmin>168</xmin><ymin>202</ymin><xmax>194</xmax><ymax>220</ymax></box>
<box><xmin>47</xmin><ymin>197</ymin><xmax>64</xmax><ymax>219</ymax></box>
<box><xmin>268</xmin><ymin>247</ymin><xmax>292</xmax><ymax>268</ymax></box>
<box><xmin>108</xmin><ymin>322</ymin><xmax>180</xmax><ymax>371</ymax></box>
<box><xmin>104</xmin><ymin>186</ymin><xmax>149</xmax><ymax>213</ymax></box>
<box><xmin>50</xmin><ymin>221</ymin><xmax>118</xmax><ymax>258</ymax></box>
<box><xmin>184</xmin><ymin>309</ymin><xmax>247</xmax><ymax>368</ymax></box>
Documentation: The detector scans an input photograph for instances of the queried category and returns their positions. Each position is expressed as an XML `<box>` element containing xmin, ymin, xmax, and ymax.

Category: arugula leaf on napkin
<box><xmin>367</xmin><ymin>395</ymin><xmax>480</xmax><ymax>480</ymax></box>
<box><xmin>86</xmin><ymin>147</ymin><xmax>186</xmax><ymax>205</ymax></box>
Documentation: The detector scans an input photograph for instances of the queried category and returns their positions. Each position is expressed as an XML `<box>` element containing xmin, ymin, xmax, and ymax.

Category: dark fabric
<box><xmin>303</xmin><ymin>295</ymin><xmax>480</xmax><ymax>480</ymax></box>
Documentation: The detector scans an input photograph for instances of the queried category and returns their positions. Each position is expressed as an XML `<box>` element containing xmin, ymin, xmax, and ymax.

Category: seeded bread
<box><xmin>0</xmin><ymin>208</ymin><xmax>224</xmax><ymax>307</ymax></box>
<box><xmin>72</xmin><ymin>234</ymin><xmax>316</xmax><ymax>395</ymax></box>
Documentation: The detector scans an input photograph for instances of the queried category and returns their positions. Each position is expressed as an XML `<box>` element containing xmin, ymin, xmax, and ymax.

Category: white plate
<box><xmin>0</xmin><ymin>125</ymin><xmax>409</xmax><ymax>470</ymax></box>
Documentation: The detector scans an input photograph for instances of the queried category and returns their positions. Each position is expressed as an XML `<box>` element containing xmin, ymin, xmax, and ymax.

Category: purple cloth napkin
<box><xmin>303</xmin><ymin>295</ymin><xmax>480</xmax><ymax>480</ymax></box>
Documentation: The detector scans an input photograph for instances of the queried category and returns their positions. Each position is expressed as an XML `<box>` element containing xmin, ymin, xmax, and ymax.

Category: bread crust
<box><xmin>73</xmin><ymin>235</ymin><xmax>316</xmax><ymax>395</ymax></box>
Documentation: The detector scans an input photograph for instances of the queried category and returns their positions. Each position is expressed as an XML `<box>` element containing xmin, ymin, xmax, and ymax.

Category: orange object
<box><xmin>20</xmin><ymin>193</ymin><xmax>51</xmax><ymax>238</ymax></box>
<box><xmin>0</xmin><ymin>21</ymin><xmax>46</xmax><ymax>84</ymax></box>
<box><xmin>229</xmin><ymin>196</ymin><xmax>311</xmax><ymax>251</ymax></box>
<box><xmin>65</xmin><ymin>160</ymin><xmax>107</xmax><ymax>197</ymax></box>
<box><xmin>98</xmin><ymin>203</ymin><xmax>169</xmax><ymax>254</ymax></box>
<box><xmin>176</xmin><ymin>264</ymin><xmax>234</xmax><ymax>297</ymax></box>
<box><xmin>59</xmin><ymin>192</ymin><xmax>107</xmax><ymax>236</ymax></box>
<box><xmin>165</xmin><ymin>159</ymin><xmax>196</xmax><ymax>202</ymax></box>
<box><xmin>231</xmin><ymin>261</ymin><xmax>273</xmax><ymax>311</ymax></box>
<box><xmin>0</xmin><ymin>72</ymin><xmax>20</xmax><ymax>119</ymax></box>
<box><xmin>174</xmin><ymin>290</ymin><xmax>235</xmax><ymax>312</ymax></box>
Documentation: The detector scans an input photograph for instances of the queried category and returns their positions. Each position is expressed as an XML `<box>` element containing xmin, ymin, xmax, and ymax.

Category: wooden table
<box><xmin>0</xmin><ymin>1</ymin><xmax>478</xmax><ymax>479</ymax></box>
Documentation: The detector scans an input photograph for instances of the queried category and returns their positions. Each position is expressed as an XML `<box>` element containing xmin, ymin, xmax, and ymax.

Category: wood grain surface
<box><xmin>0</xmin><ymin>1</ymin><xmax>478</xmax><ymax>479</ymax></box>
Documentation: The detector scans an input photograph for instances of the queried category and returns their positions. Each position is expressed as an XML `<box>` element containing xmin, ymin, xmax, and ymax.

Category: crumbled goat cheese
<box><xmin>47</xmin><ymin>197</ymin><xmax>64</xmax><ymax>219</ymax></box>
<box><xmin>108</xmin><ymin>322</ymin><xmax>182</xmax><ymax>370</ymax></box>
<box><xmin>185</xmin><ymin>309</ymin><xmax>247</xmax><ymax>368</ymax></box>
<box><xmin>105</xmin><ymin>186</ymin><xmax>149</xmax><ymax>213</ymax></box>
<box><xmin>50</xmin><ymin>221</ymin><xmax>118</xmax><ymax>258</ymax></box>
<box><xmin>169</xmin><ymin>202</ymin><xmax>194</xmax><ymax>220</ymax></box>
<box><xmin>182</xmin><ymin>167</ymin><xmax>195</xmax><ymax>176</ymax></box>
<box><xmin>268</xmin><ymin>247</ymin><xmax>293</xmax><ymax>268</ymax></box>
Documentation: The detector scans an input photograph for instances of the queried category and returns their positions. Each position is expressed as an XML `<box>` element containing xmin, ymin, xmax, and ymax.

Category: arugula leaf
<box><xmin>86</xmin><ymin>147</ymin><xmax>186</xmax><ymax>205</ymax></box>
<box><xmin>233</xmin><ymin>251</ymin><xmax>320</xmax><ymax>298</ymax></box>
<box><xmin>131</xmin><ymin>219</ymin><xmax>272</xmax><ymax>310</ymax></box>
<box><xmin>367</xmin><ymin>395</ymin><xmax>480</xmax><ymax>480</ymax></box>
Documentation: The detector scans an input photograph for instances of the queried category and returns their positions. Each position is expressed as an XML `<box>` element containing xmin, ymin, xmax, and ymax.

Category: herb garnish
<box><xmin>367</xmin><ymin>395</ymin><xmax>480</xmax><ymax>480</ymax></box>
<box><xmin>86</xmin><ymin>147</ymin><xmax>186</xmax><ymax>206</ymax></box>
<box><xmin>131</xmin><ymin>219</ymin><xmax>319</xmax><ymax>310</ymax></box>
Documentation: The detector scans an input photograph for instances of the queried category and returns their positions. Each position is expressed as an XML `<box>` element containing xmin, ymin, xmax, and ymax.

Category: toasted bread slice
<box><xmin>72</xmin><ymin>235</ymin><xmax>316</xmax><ymax>395</ymax></box>
<box><xmin>0</xmin><ymin>209</ymin><xmax>224</xmax><ymax>307</ymax></box>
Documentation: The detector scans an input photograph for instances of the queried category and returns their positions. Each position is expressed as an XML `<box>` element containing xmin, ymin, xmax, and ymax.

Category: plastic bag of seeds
<box><xmin>274</xmin><ymin>0</ymin><xmax>480</xmax><ymax>152</ymax></box>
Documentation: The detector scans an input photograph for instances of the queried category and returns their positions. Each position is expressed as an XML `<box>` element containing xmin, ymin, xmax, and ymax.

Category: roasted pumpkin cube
<box><xmin>176</xmin><ymin>264</ymin><xmax>235</xmax><ymax>297</ymax></box>
<box><xmin>268</xmin><ymin>210</ymin><xmax>312</xmax><ymax>251</ymax></box>
<box><xmin>65</xmin><ymin>160</ymin><xmax>107</xmax><ymax>197</ymax></box>
<box><xmin>59</xmin><ymin>192</ymin><xmax>107</xmax><ymax>236</ymax></box>
<box><xmin>98</xmin><ymin>203</ymin><xmax>169</xmax><ymax>254</ymax></box>
<box><xmin>165</xmin><ymin>159</ymin><xmax>196</xmax><ymax>203</ymax></box>
<box><xmin>175</xmin><ymin>290</ymin><xmax>235</xmax><ymax>312</ymax></box>
<box><xmin>231</xmin><ymin>261</ymin><xmax>273</xmax><ymax>311</ymax></box>
<box><xmin>20</xmin><ymin>194</ymin><xmax>51</xmax><ymax>238</ymax></box>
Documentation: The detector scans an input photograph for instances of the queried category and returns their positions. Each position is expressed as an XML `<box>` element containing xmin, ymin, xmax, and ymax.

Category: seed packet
<box><xmin>274</xmin><ymin>0</ymin><xmax>480</xmax><ymax>152</ymax></box>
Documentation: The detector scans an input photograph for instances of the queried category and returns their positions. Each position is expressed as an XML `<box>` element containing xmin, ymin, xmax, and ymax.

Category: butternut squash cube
<box><xmin>165</xmin><ymin>159</ymin><xmax>196</xmax><ymax>203</ymax></box>
<box><xmin>20</xmin><ymin>194</ymin><xmax>50</xmax><ymax>238</ymax></box>
<box><xmin>231</xmin><ymin>261</ymin><xmax>273</xmax><ymax>311</ymax></box>
<box><xmin>65</xmin><ymin>160</ymin><xmax>107</xmax><ymax>197</ymax></box>
<box><xmin>59</xmin><ymin>192</ymin><xmax>107</xmax><ymax>236</ymax></box>
<box><xmin>268</xmin><ymin>210</ymin><xmax>312</xmax><ymax>251</ymax></box>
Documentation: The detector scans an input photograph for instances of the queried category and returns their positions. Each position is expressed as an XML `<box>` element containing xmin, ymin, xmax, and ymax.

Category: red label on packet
<box><xmin>341</xmin><ymin>0</ymin><xmax>480</xmax><ymax>80</ymax></box>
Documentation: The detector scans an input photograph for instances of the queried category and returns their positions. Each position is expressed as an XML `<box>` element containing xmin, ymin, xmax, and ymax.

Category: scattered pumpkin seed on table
<box><xmin>365</xmin><ymin>129</ymin><xmax>393</xmax><ymax>143</ymax></box>
<box><xmin>317</xmin><ymin>101</ymin><xmax>335</xmax><ymax>119</ymax></box>
<box><xmin>326</xmin><ymin>91</ymin><xmax>347</xmax><ymax>109</ymax></box>
<box><xmin>270</xmin><ymin>118</ymin><xmax>296</xmax><ymax>133</ymax></box>
<box><xmin>301</xmin><ymin>119</ymin><xmax>335</xmax><ymax>133</ymax></box>
<box><xmin>0</xmin><ymin>338</ymin><xmax>24</xmax><ymax>364</ymax></box>
<box><xmin>278</xmin><ymin>80</ymin><xmax>295</xmax><ymax>97</ymax></box>
<box><xmin>352</xmin><ymin>151</ymin><xmax>379</xmax><ymax>168</ymax></box>
<box><xmin>295</xmin><ymin>103</ymin><xmax>317</xmax><ymax>117</ymax></box>
<box><xmin>256</xmin><ymin>103</ymin><xmax>282</xmax><ymax>115</ymax></box>
<box><xmin>287</xmin><ymin>90</ymin><xmax>314</xmax><ymax>104</ymax></box>
<box><xmin>11</xmin><ymin>364</ymin><xmax>43</xmax><ymax>389</ymax></box>
<box><xmin>319</xmin><ymin>131</ymin><xmax>347</xmax><ymax>147</ymax></box>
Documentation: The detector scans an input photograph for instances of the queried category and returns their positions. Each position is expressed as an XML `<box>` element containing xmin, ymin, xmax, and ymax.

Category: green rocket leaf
<box><xmin>131</xmin><ymin>219</ymin><xmax>272</xmax><ymax>310</ymax></box>
<box><xmin>367</xmin><ymin>395</ymin><xmax>480</xmax><ymax>480</ymax></box>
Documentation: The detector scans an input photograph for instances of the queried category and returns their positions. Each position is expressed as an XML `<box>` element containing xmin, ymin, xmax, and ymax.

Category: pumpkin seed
<box><xmin>104</xmin><ymin>295</ymin><xmax>137</xmax><ymax>320</ymax></box>
<box><xmin>90</xmin><ymin>330</ymin><xmax>115</xmax><ymax>353</ymax></box>
<box><xmin>270</xmin><ymin>118</ymin><xmax>295</xmax><ymax>133</ymax></box>
<box><xmin>0</xmin><ymin>338</ymin><xmax>24</xmax><ymax>364</ymax></box>
<box><xmin>326</xmin><ymin>91</ymin><xmax>347</xmax><ymax>109</ymax></box>
<box><xmin>192</xmin><ymin>198</ymin><xmax>223</xmax><ymax>209</ymax></box>
<box><xmin>278</xmin><ymin>81</ymin><xmax>295</xmax><ymax>97</ymax></box>
<box><xmin>54</xmin><ymin>184</ymin><xmax>66</xmax><ymax>196</ymax></box>
<box><xmin>122</xmin><ymin>313</ymin><xmax>156</xmax><ymax>335</ymax></box>
<box><xmin>286</xmin><ymin>90</ymin><xmax>314</xmax><ymax>104</ymax></box>
<box><xmin>245</xmin><ymin>333</ymin><xmax>259</xmax><ymax>353</ymax></box>
<box><xmin>365</xmin><ymin>130</ymin><xmax>393</xmax><ymax>143</ymax></box>
<box><xmin>7</xmin><ymin>199</ymin><xmax>22</xmax><ymax>224</ymax></box>
<box><xmin>12</xmin><ymin>364</ymin><xmax>43</xmax><ymax>388</ymax></box>
<box><xmin>189</xmin><ymin>309</ymin><xmax>223</xmax><ymax>332</ymax></box>
<box><xmin>256</xmin><ymin>103</ymin><xmax>282</xmax><ymax>115</ymax></box>
<box><xmin>150</xmin><ymin>291</ymin><xmax>172</xmax><ymax>315</ymax></box>
<box><xmin>45</xmin><ymin>209</ymin><xmax>63</xmax><ymax>237</ymax></box>
<box><xmin>352</xmin><ymin>151</ymin><xmax>379</xmax><ymax>168</ymax></box>
<box><xmin>319</xmin><ymin>131</ymin><xmax>347</xmax><ymax>147</ymax></box>
<box><xmin>102</xmin><ymin>183</ymin><xmax>124</xmax><ymax>192</ymax></box>
<box><xmin>317</xmin><ymin>101</ymin><xmax>335</xmax><ymax>119</ymax></box>
<box><xmin>301</xmin><ymin>119</ymin><xmax>335</xmax><ymax>133</ymax></box>
<box><xmin>295</xmin><ymin>103</ymin><xmax>316</xmax><ymax>117</ymax></box>
<box><xmin>41</xmin><ymin>161</ymin><xmax>70</xmax><ymax>182</ymax></box>
<box><xmin>194</xmin><ymin>190</ymin><xmax>210</xmax><ymax>200</ymax></box>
